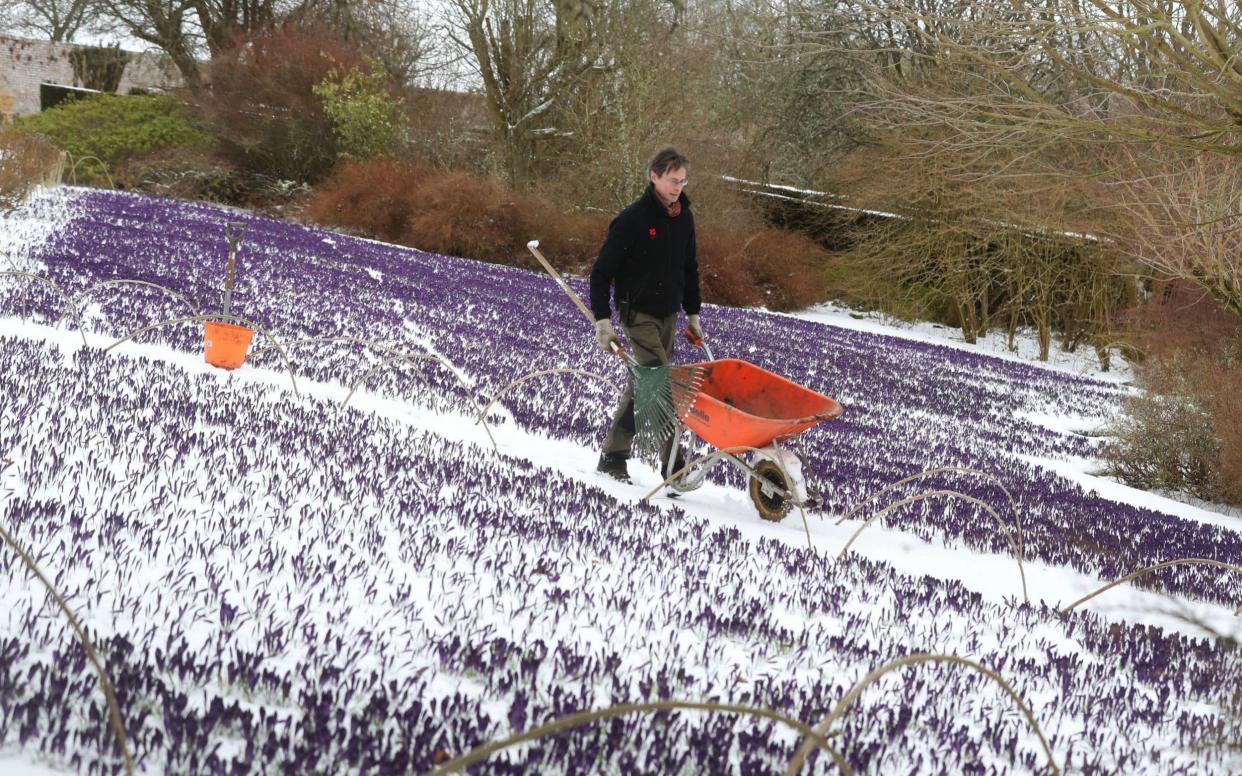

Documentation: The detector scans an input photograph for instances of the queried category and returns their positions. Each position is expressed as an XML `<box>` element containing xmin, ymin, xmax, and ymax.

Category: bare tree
<box><xmin>445</xmin><ymin>0</ymin><xmax>610</xmax><ymax>187</ymax></box>
<box><xmin>787</xmin><ymin>0</ymin><xmax>1242</xmax><ymax>146</ymax></box>
<box><xmin>823</xmin><ymin>120</ymin><xmax>1132</xmax><ymax>362</ymax></box>
<box><xmin>3</xmin><ymin>0</ymin><xmax>99</xmax><ymax>42</ymax></box>
<box><xmin>285</xmin><ymin>0</ymin><xmax>434</xmax><ymax>85</ymax></box>
<box><xmin>540</xmin><ymin>0</ymin><xmax>693</xmax><ymax>207</ymax></box>
<box><xmin>94</xmin><ymin>0</ymin><xmax>290</xmax><ymax>85</ymax></box>
<box><xmin>764</xmin><ymin>0</ymin><xmax>1242</xmax><ymax>331</ymax></box>
<box><xmin>88</xmin><ymin>0</ymin><xmax>434</xmax><ymax>90</ymax></box>
<box><xmin>1100</xmin><ymin>145</ymin><xmax>1242</xmax><ymax>319</ymax></box>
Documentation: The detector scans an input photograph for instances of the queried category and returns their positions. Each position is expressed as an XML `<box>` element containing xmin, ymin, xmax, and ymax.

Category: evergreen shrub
<box><xmin>16</xmin><ymin>93</ymin><xmax>211</xmax><ymax>185</ymax></box>
<box><xmin>313</xmin><ymin>64</ymin><xmax>399</xmax><ymax>161</ymax></box>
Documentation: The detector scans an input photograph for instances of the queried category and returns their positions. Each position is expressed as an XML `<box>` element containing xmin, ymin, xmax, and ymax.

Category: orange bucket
<box><xmin>203</xmin><ymin>321</ymin><xmax>255</xmax><ymax>369</ymax></box>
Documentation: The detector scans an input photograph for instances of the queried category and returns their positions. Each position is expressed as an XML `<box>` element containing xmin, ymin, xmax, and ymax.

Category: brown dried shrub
<box><xmin>1204</xmin><ymin>358</ymin><xmax>1242</xmax><ymax>505</ymax></box>
<box><xmin>698</xmin><ymin>226</ymin><xmax>831</xmax><ymax>311</ymax></box>
<box><xmin>309</xmin><ymin>159</ymin><xmax>832</xmax><ymax>311</ymax></box>
<box><xmin>304</xmin><ymin>157</ymin><xmax>410</xmax><ymax>239</ymax></box>
<box><xmin>1118</xmin><ymin>279</ymin><xmax>1242</xmax><ymax>360</ymax></box>
<box><xmin>0</xmin><ymin>129</ymin><xmax>63</xmax><ymax>213</ymax></box>
<box><xmin>195</xmin><ymin>26</ymin><xmax>367</xmax><ymax>183</ymax></box>
<box><xmin>304</xmin><ymin>158</ymin><xmax>606</xmax><ymax>270</ymax></box>
<box><xmin>1104</xmin><ymin>341</ymin><xmax>1242</xmax><ymax>506</ymax></box>
<box><xmin>1107</xmin><ymin>279</ymin><xmax>1242</xmax><ymax>504</ymax></box>
<box><xmin>403</xmin><ymin>169</ymin><xmax>533</xmax><ymax>264</ymax></box>
<box><xmin>113</xmin><ymin>145</ymin><xmax>247</xmax><ymax>206</ymax></box>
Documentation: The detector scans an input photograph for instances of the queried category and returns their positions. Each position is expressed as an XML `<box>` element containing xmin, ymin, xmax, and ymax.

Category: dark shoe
<box><xmin>661</xmin><ymin>446</ymin><xmax>687</xmax><ymax>479</ymax></box>
<box><xmin>596</xmin><ymin>452</ymin><xmax>631</xmax><ymax>483</ymax></box>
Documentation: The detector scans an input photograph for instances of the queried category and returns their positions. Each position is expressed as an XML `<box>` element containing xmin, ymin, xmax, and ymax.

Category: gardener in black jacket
<box><xmin>590</xmin><ymin>146</ymin><xmax>705</xmax><ymax>483</ymax></box>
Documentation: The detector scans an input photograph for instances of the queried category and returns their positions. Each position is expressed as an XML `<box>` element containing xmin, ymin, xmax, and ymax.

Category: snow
<box><xmin>1027</xmin><ymin>454</ymin><xmax>1242</xmax><ymax>534</ymax></box>
<box><xmin>787</xmin><ymin>300</ymin><xmax>1134</xmax><ymax>384</ymax></box>
<box><xmin>722</xmin><ymin>175</ymin><xmax>1108</xmax><ymax>244</ymax></box>
<box><xmin>0</xmin><ymin>187</ymin><xmax>78</xmax><ymax>275</ymax></box>
<box><xmin>0</xmin><ymin>312</ymin><xmax>1235</xmax><ymax>642</ymax></box>
<box><xmin>2</xmin><ymin>188</ymin><xmax>1241</xmax><ymax>773</ymax></box>
<box><xmin>0</xmin><ymin>756</ymin><xmax>64</xmax><ymax>776</ymax></box>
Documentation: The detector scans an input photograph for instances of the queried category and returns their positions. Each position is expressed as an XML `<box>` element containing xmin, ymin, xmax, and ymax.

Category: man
<box><xmin>589</xmin><ymin>146</ymin><xmax>705</xmax><ymax>483</ymax></box>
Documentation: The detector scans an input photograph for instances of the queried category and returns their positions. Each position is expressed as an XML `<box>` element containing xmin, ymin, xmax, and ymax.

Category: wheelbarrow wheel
<box><xmin>749</xmin><ymin>460</ymin><xmax>792</xmax><ymax>522</ymax></box>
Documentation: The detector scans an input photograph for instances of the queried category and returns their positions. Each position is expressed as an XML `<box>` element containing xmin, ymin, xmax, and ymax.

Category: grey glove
<box><xmin>687</xmin><ymin>314</ymin><xmax>705</xmax><ymax>340</ymax></box>
<box><xmin>595</xmin><ymin>318</ymin><xmax>621</xmax><ymax>353</ymax></box>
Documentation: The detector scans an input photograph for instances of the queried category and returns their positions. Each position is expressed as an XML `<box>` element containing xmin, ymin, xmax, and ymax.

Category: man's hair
<box><xmin>648</xmin><ymin>147</ymin><xmax>688</xmax><ymax>177</ymax></box>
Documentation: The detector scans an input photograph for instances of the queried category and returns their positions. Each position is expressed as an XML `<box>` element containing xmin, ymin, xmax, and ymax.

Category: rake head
<box><xmin>628</xmin><ymin>361</ymin><xmax>706</xmax><ymax>459</ymax></box>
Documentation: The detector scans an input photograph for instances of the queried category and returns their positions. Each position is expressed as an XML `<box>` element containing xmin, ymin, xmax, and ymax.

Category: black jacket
<box><xmin>589</xmin><ymin>184</ymin><xmax>701</xmax><ymax>321</ymax></box>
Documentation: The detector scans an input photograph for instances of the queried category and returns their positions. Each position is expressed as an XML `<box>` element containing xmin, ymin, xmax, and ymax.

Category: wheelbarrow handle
<box><xmin>683</xmin><ymin>327</ymin><xmax>715</xmax><ymax>360</ymax></box>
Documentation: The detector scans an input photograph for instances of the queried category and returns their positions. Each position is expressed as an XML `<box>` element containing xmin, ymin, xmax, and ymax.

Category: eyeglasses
<box><xmin>664</xmin><ymin>176</ymin><xmax>689</xmax><ymax>187</ymax></box>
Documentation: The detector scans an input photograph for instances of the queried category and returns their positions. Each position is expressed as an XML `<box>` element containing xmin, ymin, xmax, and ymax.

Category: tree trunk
<box><xmin>957</xmin><ymin>299</ymin><xmax>977</xmax><ymax>344</ymax></box>
<box><xmin>168</xmin><ymin>42</ymin><xmax>203</xmax><ymax>88</ymax></box>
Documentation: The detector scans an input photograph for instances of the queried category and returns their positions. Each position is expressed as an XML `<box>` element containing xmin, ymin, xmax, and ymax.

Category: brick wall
<box><xmin>0</xmin><ymin>35</ymin><xmax>183</xmax><ymax>120</ymax></box>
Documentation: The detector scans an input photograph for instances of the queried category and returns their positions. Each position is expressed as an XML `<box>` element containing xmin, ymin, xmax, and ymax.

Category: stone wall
<box><xmin>0</xmin><ymin>36</ymin><xmax>183</xmax><ymax>120</ymax></box>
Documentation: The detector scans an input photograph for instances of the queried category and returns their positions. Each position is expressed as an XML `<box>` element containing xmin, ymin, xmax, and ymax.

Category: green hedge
<box><xmin>16</xmin><ymin>93</ymin><xmax>214</xmax><ymax>184</ymax></box>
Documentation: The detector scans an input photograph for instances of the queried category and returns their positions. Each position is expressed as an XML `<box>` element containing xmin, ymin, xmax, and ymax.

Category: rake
<box><xmin>526</xmin><ymin>240</ymin><xmax>706</xmax><ymax>460</ymax></box>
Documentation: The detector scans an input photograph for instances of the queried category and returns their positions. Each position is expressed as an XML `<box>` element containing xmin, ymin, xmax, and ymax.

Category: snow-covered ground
<box><xmin>2</xmin><ymin>186</ymin><xmax>1240</xmax><ymax>774</ymax></box>
<box><xmin>790</xmin><ymin>302</ymin><xmax>1133</xmax><ymax>384</ymax></box>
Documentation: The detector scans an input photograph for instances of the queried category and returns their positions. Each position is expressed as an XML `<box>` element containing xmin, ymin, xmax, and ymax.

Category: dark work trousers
<box><xmin>602</xmin><ymin>310</ymin><xmax>677</xmax><ymax>458</ymax></box>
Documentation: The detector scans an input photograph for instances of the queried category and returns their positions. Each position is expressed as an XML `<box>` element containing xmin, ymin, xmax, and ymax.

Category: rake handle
<box><xmin>527</xmin><ymin>240</ymin><xmax>630</xmax><ymax>360</ymax></box>
<box><xmin>526</xmin><ymin>241</ymin><xmax>596</xmax><ymax>326</ymax></box>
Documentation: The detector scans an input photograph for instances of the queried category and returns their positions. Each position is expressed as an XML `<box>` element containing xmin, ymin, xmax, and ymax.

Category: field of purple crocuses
<box><xmin>1</xmin><ymin>187</ymin><xmax>1240</xmax><ymax>774</ymax></box>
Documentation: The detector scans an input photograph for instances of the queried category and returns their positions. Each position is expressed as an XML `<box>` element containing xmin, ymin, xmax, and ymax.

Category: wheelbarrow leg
<box><xmin>662</xmin><ymin>422</ymin><xmax>705</xmax><ymax>493</ymax></box>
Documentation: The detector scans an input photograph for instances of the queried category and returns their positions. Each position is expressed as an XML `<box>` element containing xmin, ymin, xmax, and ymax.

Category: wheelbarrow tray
<box><xmin>676</xmin><ymin>358</ymin><xmax>843</xmax><ymax>450</ymax></box>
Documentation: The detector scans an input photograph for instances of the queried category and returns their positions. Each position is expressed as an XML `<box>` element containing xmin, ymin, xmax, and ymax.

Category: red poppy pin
<box><xmin>648</xmin><ymin>227</ymin><xmax>657</xmax><ymax>239</ymax></box>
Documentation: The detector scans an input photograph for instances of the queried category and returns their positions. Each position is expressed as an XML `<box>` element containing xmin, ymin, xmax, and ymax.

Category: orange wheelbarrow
<box><xmin>520</xmin><ymin>240</ymin><xmax>842</xmax><ymax>520</ymax></box>
<box><xmin>665</xmin><ymin>334</ymin><xmax>844</xmax><ymax>520</ymax></box>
